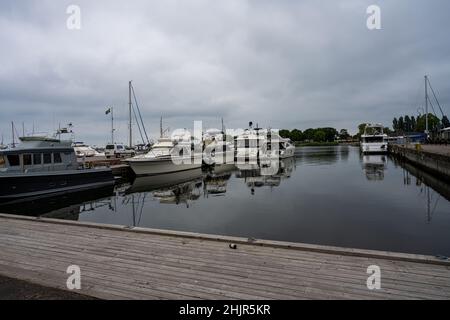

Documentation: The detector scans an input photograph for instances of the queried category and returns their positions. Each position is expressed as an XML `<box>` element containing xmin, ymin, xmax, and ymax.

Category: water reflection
<box><xmin>0</xmin><ymin>186</ymin><xmax>114</xmax><ymax>219</ymax></box>
<box><xmin>296</xmin><ymin>146</ymin><xmax>349</xmax><ymax>165</ymax></box>
<box><xmin>361</xmin><ymin>154</ymin><xmax>387</xmax><ymax>181</ymax></box>
<box><xmin>203</xmin><ymin>164</ymin><xmax>236</xmax><ymax>197</ymax></box>
<box><xmin>393</xmin><ymin>157</ymin><xmax>450</xmax><ymax>223</ymax></box>
<box><xmin>1</xmin><ymin>147</ymin><xmax>450</xmax><ymax>256</ymax></box>
<box><xmin>235</xmin><ymin>157</ymin><xmax>295</xmax><ymax>194</ymax></box>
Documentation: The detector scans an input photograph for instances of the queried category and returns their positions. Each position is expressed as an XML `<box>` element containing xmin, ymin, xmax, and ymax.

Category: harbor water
<box><xmin>1</xmin><ymin>145</ymin><xmax>450</xmax><ymax>256</ymax></box>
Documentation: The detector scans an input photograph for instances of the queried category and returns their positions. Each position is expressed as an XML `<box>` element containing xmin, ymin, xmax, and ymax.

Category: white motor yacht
<box><xmin>125</xmin><ymin>136</ymin><xmax>201</xmax><ymax>177</ymax></box>
<box><xmin>360</xmin><ymin>124</ymin><xmax>388</xmax><ymax>154</ymax></box>
<box><xmin>73</xmin><ymin>142</ymin><xmax>104</xmax><ymax>158</ymax></box>
<box><xmin>203</xmin><ymin>129</ymin><xmax>235</xmax><ymax>165</ymax></box>
<box><xmin>235</xmin><ymin>128</ymin><xmax>295</xmax><ymax>162</ymax></box>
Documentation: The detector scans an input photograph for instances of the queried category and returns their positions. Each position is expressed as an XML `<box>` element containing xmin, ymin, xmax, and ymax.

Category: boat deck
<box><xmin>0</xmin><ymin>214</ymin><xmax>449</xmax><ymax>300</ymax></box>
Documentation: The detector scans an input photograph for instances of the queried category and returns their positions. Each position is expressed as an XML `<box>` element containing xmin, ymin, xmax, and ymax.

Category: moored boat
<box><xmin>125</xmin><ymin>136</ymin><xmax>202</xmax><ymax>177</ymax></box>
<box><xmin>0</xmin><ymin>136</ymin><xmax>114</xmax><ymax>203</ymax></box>
<box><xmin>360</xmin><ymin>124</ymin><xmax>388</xmax><ymax>154</ymax></box>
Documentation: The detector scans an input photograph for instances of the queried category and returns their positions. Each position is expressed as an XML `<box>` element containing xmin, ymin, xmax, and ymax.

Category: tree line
<box><xmin>392</xmin><ymin>114</ymin><xmax>449</xmax><ymax>133</ymax></box>
<box><xmin>279</xmin><ymin>112</ymin><xmax>450</xmax><ymax>143</ymax></box>
<box><xmin>279</xmin><ymin>127</ymin><xmax>350</xmax><ymax>142</ymax></box>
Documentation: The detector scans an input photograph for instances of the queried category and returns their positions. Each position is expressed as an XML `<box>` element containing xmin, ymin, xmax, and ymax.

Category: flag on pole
<box><xmin>105</xmin><ymin>108</ymin><xmax>111</xmax><ymax>115</ymax></box>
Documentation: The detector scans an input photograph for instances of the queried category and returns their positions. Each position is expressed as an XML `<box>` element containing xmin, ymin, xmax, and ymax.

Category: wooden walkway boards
<box><xmin>0</xmin><ymin>213</ymin><xmax>450</xmax><ymax>300</ymax></box>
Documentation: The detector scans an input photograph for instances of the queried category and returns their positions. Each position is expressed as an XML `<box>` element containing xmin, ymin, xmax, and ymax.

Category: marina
<box><xmin>2</xmin><ymin>1</ymin><xmax>450</xmax><ymax>303</ymax></box>
<box><xmin>1</xmin><ymin>146</ymin><xmax>450</xmax><ymax>257</ymax></box>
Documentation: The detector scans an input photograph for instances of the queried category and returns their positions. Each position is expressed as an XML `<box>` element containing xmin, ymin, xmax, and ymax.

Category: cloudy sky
<box><xmin>1</xmin><ymin>0</ymin><xmax>449</xmax><ymax>145</ymax></box>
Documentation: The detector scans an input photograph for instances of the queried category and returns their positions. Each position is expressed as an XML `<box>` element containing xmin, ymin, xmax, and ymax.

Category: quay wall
<box><xmin>389</xmin><ymin>144</ymin><xmax>450</xmax><ymax>181</ymax></box>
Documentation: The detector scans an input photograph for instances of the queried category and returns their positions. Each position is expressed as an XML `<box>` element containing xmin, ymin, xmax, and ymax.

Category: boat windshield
<box><xmin>237</xmin><ymin>139</ymin><xmax>258</xmax><ymax>148</ymax></box>
<box><xmin>363</xmin><ymin>136</ymin><xmax>384</xmax><ymax>143</ymax></box>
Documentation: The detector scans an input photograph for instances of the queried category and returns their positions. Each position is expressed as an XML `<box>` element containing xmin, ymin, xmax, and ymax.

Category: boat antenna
<box><xmin>425</xmin><ymin>75</ymin><xmax>429</xmax><ymax>135</ymax></box>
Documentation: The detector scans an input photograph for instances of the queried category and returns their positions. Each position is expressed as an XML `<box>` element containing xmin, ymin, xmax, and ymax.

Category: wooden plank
<box><xmin>1</xmin><ymin>213</ymin><xmax>448</xmax><ymax>266</ymax></box>
<box><xmin>0</xmin><ymin>214</ymin><xmax>450</xmax><ymax>300</ymax></box>
<box><xmin>1</xmin><ymin>239</ymin><xmax>447</xmax><ymax>300</ymax></box>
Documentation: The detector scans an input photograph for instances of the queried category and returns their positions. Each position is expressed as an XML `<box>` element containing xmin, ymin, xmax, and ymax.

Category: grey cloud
<box><xmin>1</xmin><ymin>0</ymin><xmax>450</xmax><ymax>145</ymax></box>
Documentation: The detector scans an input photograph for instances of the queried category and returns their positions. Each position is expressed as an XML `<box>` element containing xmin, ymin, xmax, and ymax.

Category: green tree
<box><xmin>398</xmin><ymin>117</ymin><xmax>404</xmax><ymax>132</ymax></box>
<box><xmin>319</xmin><ymin>127</ymin><xmax>338</xmax><ymax>142</ymax></box>
<box><xmin>290</xmin><ymin>129</ymin><xmax>303</xmax><ymax>141</ymax></box>
<box><xmin>358</xmin><ymin>123</ymin><xmax>367</xmax><ymax>135</ymax></box>
<box><xmin>411</xmin><ymin>116</ymin><xmax>417</xmax><ymax>132</ymax></box>
<box><xmin>416</xmin><ymin>113</ymin><xmax>441</xmax><ymax>132</ymax></box>
<box><xmin>404</xmin><ymin>115</ymin><xmax>411</xmax><ymax>132</ymax></box>
<box><xmin>392</xmin><ymin>118</ymin><xmax>398</xmax><ymax>132</ymax></box>
<box><xmin>303</xmin><ymin>128</ymin><xmax>315</xmax><ymax>141</ymax></box>
<box><xmin>313</xmin><ymin>130</ymin><xmax>326</xmax><ymax>142</ymax></box>
<box><xmin>339</xmin><ymin>129</ymin><xmax>350</xmax><ymax>140</ymax></box>
<box><xmin>279</xmin><ymin>129</ymin><xmax>291</xmax><ymax>139</ymax></box>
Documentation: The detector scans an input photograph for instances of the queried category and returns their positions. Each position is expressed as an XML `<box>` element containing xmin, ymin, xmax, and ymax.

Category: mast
<box><xmin>11</xmin><ymin>122</ymin><xmax>15</xmax><ymax>148</ymax></box>
<box><xmin>425</xmin><ymin>75</ymin><xmax>429</xmax><ymax>135</ymax></box>
<box><xmin>129</xmin><ymin>80</ymin><xmax>132</xmax><ymax>148</ymax></box>
<box><xmin>160</xmin><ymin>117</ymin><xmax>163</xmax><ymax>138</ymax></box>
<box><xmin>111</xmin><ymin>107</ymin><xmax>114</xmax><ymax>144</ymax></box>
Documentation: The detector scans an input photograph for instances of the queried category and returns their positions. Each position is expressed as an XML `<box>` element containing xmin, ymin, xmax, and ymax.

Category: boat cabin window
<box><xmin>43</xmin><ymin>153</ymin><xmax>52</xmax><ymax>164</ymax></box>
<box><xmin>54</xmin><ymin>153</ymin><xmax>62</xmax><ymax>163</ymax></box>
<box><xmin>363</xmin><ymin>137</ymin><xmax>384</xmax><ymax>143</ymax></box>
<box><xmin>7</xmin><ymin>155</ymin><xmax>20</xmax><ymax>166</ymax></box>
<box><xmin>117</xmin><ymin>145</ymin><xmax>124</xmax><ymax>150</ymax></box>
<box><xmin>33</xmin><ymin>153</ymin><xmax>42</xmax><ymax>165</ymax></box>
<box><xmin>23</xmin><ymin>154</ymin><xmax>32</xmax><ymax>166</ymax></box>
<box><xmin>106</xmin><ymin>145</ymin><xmax>114</xmax><ymax>150</ymax></box>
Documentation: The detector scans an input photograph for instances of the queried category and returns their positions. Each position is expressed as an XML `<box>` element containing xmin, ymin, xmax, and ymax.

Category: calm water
<box><xmin>2</xmin><ymin>146</ymin><xmax>450</xmax><ymax>256</ymax></box>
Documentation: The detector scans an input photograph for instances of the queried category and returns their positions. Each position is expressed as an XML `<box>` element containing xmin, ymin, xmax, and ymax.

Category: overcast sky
<box><xmin>1</xmin><ymin>0</ymin><xmax>449</xmax><ymax>145</ymax></box>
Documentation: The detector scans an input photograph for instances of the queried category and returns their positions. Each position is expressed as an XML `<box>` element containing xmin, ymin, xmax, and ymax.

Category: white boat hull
<box><xmin>127</xmin><ymin>158</ymin><xmax>202</xmax><ymax>176</ymax></box>
<box><xmin>360</xmin><ymin>142</ymin><xmax>388</xmax><ymax>154</ymax></box>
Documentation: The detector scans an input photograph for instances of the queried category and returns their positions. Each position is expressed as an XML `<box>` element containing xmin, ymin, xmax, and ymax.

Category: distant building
<box><xmin>440</xmin><ymin>127</ymin><xmax>450</xmax><ymax>140</ymax></box>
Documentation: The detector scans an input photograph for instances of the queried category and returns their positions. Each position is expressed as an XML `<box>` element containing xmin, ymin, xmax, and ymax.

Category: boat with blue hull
<box><xmin>0</xmin><ymin>136</ymin><xmax>114</xmax><ymax>203</ymax></box>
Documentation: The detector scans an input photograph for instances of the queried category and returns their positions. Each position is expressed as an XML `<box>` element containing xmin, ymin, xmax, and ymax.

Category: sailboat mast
<box><xmin>160</xmin><ymin>117</ymin><xmax>163</xmax><ymax>138</ymax></box>
<box><xmin>425</xmin><ymin>75</ymin><xmax>429</xmax><ymax>135</ymax></box>
<box><xmin>111</xmin><ymin>107</ymin><xmax>114</xmax><ymax>144</ymax></box>
<box><xmin>11</xmin><ymin>121</ymin><xmax>15</xmax><ymax>148</ymax></box>
<box><xmin>129</xmin><ymin>81</ymin><xmax>132</xmax><ymax>148</ymax></box>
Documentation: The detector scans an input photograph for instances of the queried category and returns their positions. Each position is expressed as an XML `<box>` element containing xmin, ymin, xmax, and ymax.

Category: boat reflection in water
<box><xmin>203</xmin><ymin>164</ymin><xmax>236</xmax><ymax>197</ymax></box>
<box><xmin>126</xmin><ymin>168</ymin><xmax>204</xmax><ymax>207</ymax></box>
<box><xmin>235</xmin><ymin>157</ymin><xmax>295</xmax><ymax>194</ymax></box>
<box><xmin>0</xmin><ymin>185</ymin><xmax>115</xmax><ymax>219</ymax></box>
<box><xmin>361</xmin><ymin>154</ymin><xmax>387</xmax><ymax>181</ymax></box>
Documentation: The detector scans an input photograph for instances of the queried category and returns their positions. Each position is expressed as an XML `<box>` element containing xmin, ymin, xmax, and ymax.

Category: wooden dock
<box><xmin>0</xmin><ymin>213</ymin><xmax>449</xmax><ymax>300</ymax></box>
